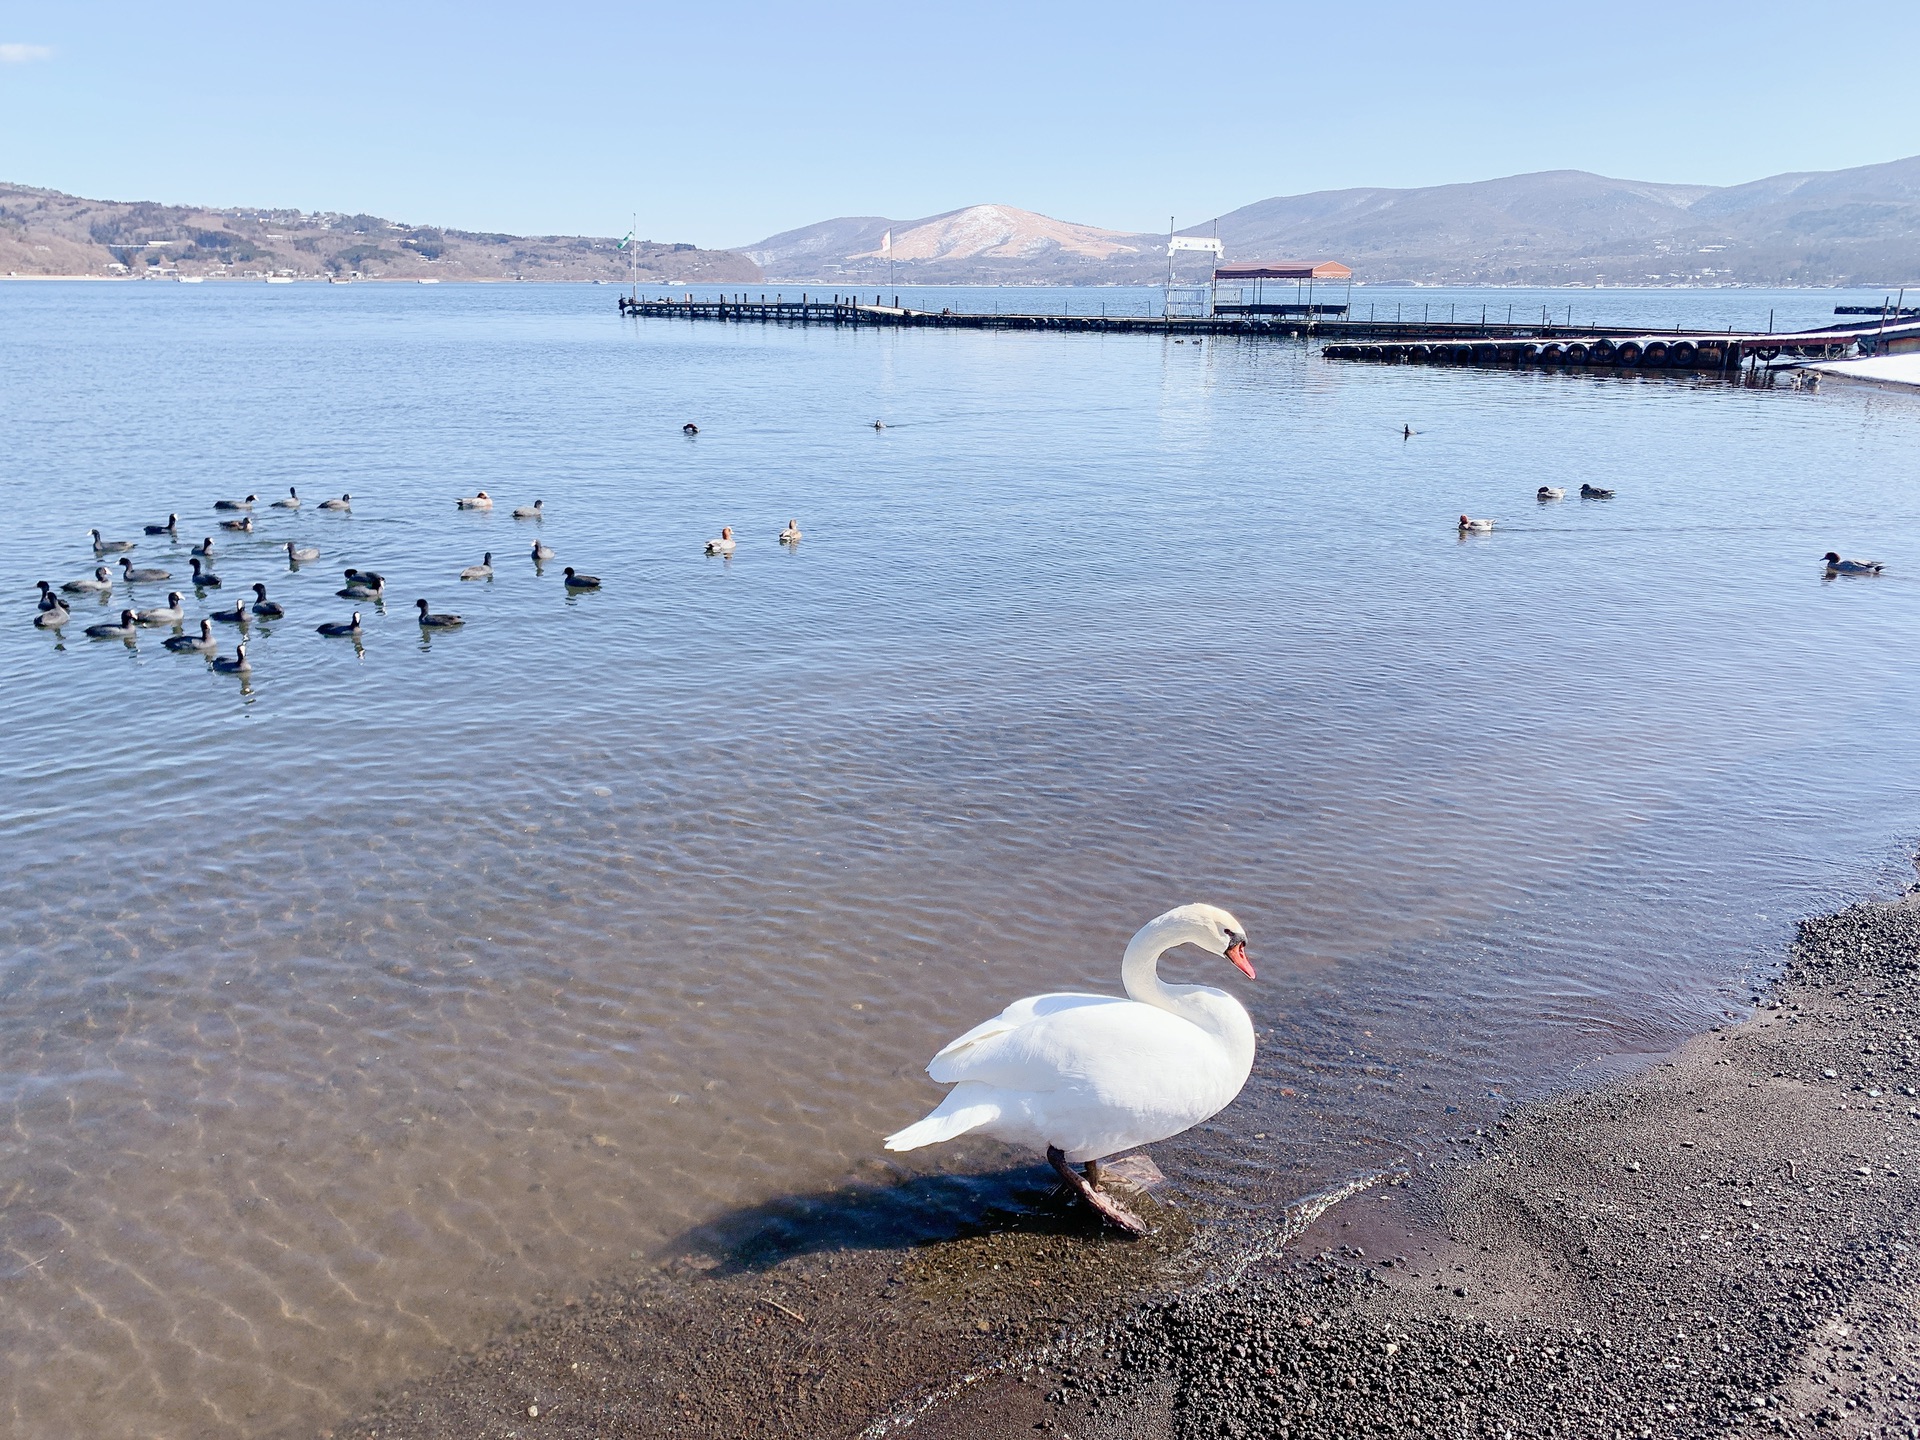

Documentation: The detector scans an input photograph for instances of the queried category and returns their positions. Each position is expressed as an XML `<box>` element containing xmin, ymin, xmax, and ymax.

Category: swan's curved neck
<box><xmin>1121</xmin><ymin>914</ymin><xmax>1216</xmax><ymax>1011</ymax></box>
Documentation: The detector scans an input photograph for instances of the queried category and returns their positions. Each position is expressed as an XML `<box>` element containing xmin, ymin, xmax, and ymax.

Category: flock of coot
<box><xmin>33</xmin><ymin>484</ymin><xmax>807</xmax><ymax>674</ymax></box>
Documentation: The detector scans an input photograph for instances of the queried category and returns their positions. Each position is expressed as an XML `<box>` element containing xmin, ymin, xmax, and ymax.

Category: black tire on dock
<box><xmin>1671</xmin><ymin>341</ymin><xmax>1697</xmax><ymax>367</ymax></box>
<box><xmin>1567</xmin><ymin>342</ymin><xmax>1590</xmax><ymax>363</ymax></box>
<box><xmin>1643</xmin><ymin>341</ymin><xmax>1669</xmax><ymax>366</ymax></box>
<box><xmin>1408</xmin><ymin>344</ymin><xmax>1432</xmax><ymax>362</ymax></box>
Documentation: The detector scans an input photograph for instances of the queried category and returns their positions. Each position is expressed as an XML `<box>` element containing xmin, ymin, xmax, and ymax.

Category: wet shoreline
<box><xmin>347</xmin><ymin>889</ymin><xmax>1920</xmax><ymax>1439</ymax></box>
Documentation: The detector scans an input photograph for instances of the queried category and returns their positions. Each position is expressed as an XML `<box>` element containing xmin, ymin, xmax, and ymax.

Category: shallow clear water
<box><xmin>4</xmin><ymin>280</ymin><xmax>1920</xmax><ymax>1438</ymax></box>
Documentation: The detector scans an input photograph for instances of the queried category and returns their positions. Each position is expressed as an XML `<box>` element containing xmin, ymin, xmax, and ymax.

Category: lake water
<box><xmin>4</xmin><ymin>280</ymin><xmax>1920</xmax><ymax>1439</ymax></box>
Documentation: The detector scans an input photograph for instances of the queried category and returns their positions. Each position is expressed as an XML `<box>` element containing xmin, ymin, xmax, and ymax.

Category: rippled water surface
<box><xmin>4</xmin><ymin>280</ymin><xmax>1920</xmax><ymax>1438</ymax></box>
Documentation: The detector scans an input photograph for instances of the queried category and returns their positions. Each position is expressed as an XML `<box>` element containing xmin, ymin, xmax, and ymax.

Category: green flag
<box><xmin>617</xmin><ymin>231</ymin><xmax>634</xmax><ymax>250</ymax></box>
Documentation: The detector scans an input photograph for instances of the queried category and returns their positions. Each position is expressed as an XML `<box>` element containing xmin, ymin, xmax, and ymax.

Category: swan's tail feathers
<box><xmin>883</xmin><ymin>1101</ymin><xmax>1000</xmax><ymax>1152</ymax></box>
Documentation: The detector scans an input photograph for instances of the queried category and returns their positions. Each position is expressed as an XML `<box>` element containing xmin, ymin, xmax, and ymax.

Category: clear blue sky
<box><xmin>5</xmin><ymin>1</ymin><xmax>1919</xmax><ymax>248</ymax></box>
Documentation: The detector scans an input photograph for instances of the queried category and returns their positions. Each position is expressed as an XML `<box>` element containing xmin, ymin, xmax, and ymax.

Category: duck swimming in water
<box><xmin>317</xmin><ymin>612</ymin><xmax>363</xmax><ymax>637</ymax></box>
<box><xmin>779</xmin><ymin>519</ymin><xmax>803</xmax><ymax>543</ymax></box>
<box><xmin>415</xmin><ymin>598</ymin><xmax>464</xmax><ymax>627</ymax></box>
<box><xmin>86</xmin><ymin>609</ymin><xmax>141</xmax><ymax>639</ymax></box>
<box><xmin>211</xmin><ymin>643</ymin><xmax>251</xmax><ymax>673</ymax></box>
<box><xmin>1822</xmin><ymin>551</ymin><xmax>1885</xmax><ymax>575</ymax></box>
<box><xmin>89</xmin><ymin>528</ymin><xmax>136</xmax><ymax>554</ymax></box>
<box><xmin>512</xmin><ymin>499</ymin><xmax>543</xmax><ymax>518</ymax></box>
<box><xmin>460</xmin><ymin>552</ymin><xmax>494</xmax><ymax>580</ymax></box>
<box><xmin>136</xmin><ymin>592</ymin><xmax>186</xmax><ymax>625</ymax></box>
<box><xmin>119</xmin><ymin>556</ymin><xmax>172</xmax><ymax>584</ymax></box>
<box><xmin>317</xmin><ymin>493</ymin><xmax>352</xmax><ymax>511</ymax></box>
<box><xmin>270</xmin><ymin>486</ymin><xmax>301</xmax><ymax>509</ymax></box>
<box><xmin>188</xmin><ymin>557</ymin><xmax>223</xmax><ymax>588</ymax></box>
<box><xmin>1537</xmin><ymin>486</ymin><xmax>1565</xmax><ymax>501</ymax></box>
<box><xmin>682</xmin><ymin>422</ymin><xmax>699</xmax><ymax>436</ymax></box>
<box><xmin>530</xmin><ymin>539</ymin><xmax>555</xmax><ymax>562</ymax></box>
<box><xmin>1580</xmin><ymin>483</ymin><xmax>1615</xmax><ymax>499</ymax></box>
<box><xmin>704</xmin><ymin>526</ymin><xmax>736</xmax><ymax>556</ymax></box>
<box><xmin>219</xmin><ymin>514</ymin><xmax>254</xmax><ymax>532</ymax></box>
<box><xmin>34</xmin><ymin>596</ymin><xmax>71</xmax><ymax>628</ymax></box>
<box><xmin>63</xmin><ymin>566</ymin><xmax>114</xmax><ymax>594</ymax></box>
<box><xmin>455</xmin><ymin>490</ymin><xmax>493</xmax><ymax>510</ymax></box>
<box><xmin>562</xmin><ymin>566</ymin><xmax>601</xmax><ymax>590</ymax></box>
<box><xmin>213</xmin><ymin>493</ymin><xmax>257</xmax><ymax>511</ymax></box>
<box><xmin>165</xmin><ymin>618</ymin><xmax>218</xmax><ymax>652</ymax></box>
<box><xmin>192</xmin><ymin>536</ymin><xmax>217</xmax><ymax>557</ymax></box>
<box><xmin>144</xmin><ymin>513</ymin><xmax>179</xmax><ymax>535</ymax></box>
<box><xmin>286</xmin><ymin>540</ymin><xmax>320</xmax><ymax>563</ymax></box>
<box><xmin>250</xmin><ymin>582</ymin><xmax>285</xmax><ymax>618</ymax></box>
<box><xmin>1458</xmin><ymin>515</ymin><xmax>1494</xmax><ymax>533</ymax></box>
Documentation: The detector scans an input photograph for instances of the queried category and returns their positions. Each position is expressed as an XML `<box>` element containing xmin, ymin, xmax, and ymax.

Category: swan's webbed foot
<box><xmin>1048</xmin><ymin>1146</ymin><xmax>1149</xmax><ymax>1237</ymax></box>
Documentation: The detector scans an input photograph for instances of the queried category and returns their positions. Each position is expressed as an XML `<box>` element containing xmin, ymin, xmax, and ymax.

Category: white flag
<box><xmin>881</xmin><ymin>229</ymin><xmax>891</xmax><ymax>255</ymax></box>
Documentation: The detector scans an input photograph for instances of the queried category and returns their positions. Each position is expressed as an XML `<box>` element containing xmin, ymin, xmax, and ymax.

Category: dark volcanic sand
<box><xmin>348</xmin><ymin>897</ymin><xmax>1920</xmax><ymax>1440</ymax></box>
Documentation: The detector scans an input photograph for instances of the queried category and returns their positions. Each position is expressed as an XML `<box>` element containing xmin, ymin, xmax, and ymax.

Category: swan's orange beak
<box><xmin>1226</xmin><ymin>940</ymin><xmax>1255</xmax><ymax>980</ymax></box>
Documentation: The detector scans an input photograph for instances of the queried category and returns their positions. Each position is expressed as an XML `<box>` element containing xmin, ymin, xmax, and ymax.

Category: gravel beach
<box><xmin>348</xmin><ymin>896</ymin><xmax>1920</xmax><ymax>1440</ymax></box>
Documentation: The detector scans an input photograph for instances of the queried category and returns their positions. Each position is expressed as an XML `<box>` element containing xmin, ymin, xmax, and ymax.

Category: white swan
<box><xmin>884</xmin><ymin>902</ymin><xmax>1254</xmax><ymax>1235</ymax></box>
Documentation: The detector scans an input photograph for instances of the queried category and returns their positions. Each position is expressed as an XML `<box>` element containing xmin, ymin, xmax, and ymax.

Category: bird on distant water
<box><xmin>456</xmin><ymin>490</ymin><xmax>493</xmax><ymax>510</ymax></box>
<box><xmin>317</xmin><ymin>612</ymin><xmax>363</xmax><ymax>636</ymax></box>
<box><xmin>1458</xmin><ymin>515</ymin><xmax>1494</xmax><ymax>533</ymax></box>
<box><xmin>85</xmin><ymin>609</ymin><xmax>141</xmax><ymax>639</ymax></box>
<box><xmin>338</xmin><ymin>569</ymin><xmax>384</xmax><ymax>599</ymax></box>
<box><xmin>1579</xmin><ymin>483</ymin><xmax>1615</xmax><ymax>499</ymax></box>
<box><xmin>682</xmin><ymin>422</ymin><xmax>699</xmax><ymax>436</ymax></box>
<box><xmin>89</xmin><ymin>528</ymin><xmax>136</xmax><ymax>553</ymax></box>
<box><xmin>530</xmin><ymin>539</ymin><xmax>555</xmax><ymax>562</ymax></box>
<box><xmin>562</xmin><ymin>566</ymin><xmax>600</xmax><ymax>590</ymax></box>
<box><xmin>211</xmin><ymin>644</ymin><xmax>251</xmax><ymax>673</ymax></box>
<box><xmin>63</xmin><ymin>566</ymin><xmax>114</xmax><ymax>594</ymax></box>
<box><xmin>250</xmin><ymin>582</ymin><xmax>285</xmax><ymax>618</ymax></box>
<box><xmin>704</xmin><ymin>526</ymin><xmax>735</xmax><ymax>556</ymax></box>
<box><xmin>779</xmin><ymin>519</ymin><xmax>803</xmax><ymax>543</ymax></box>
<box><xmin>188</xmin><ymin>557</ymin><xmax>223</xmax><ymax>588</ymax></box>
<box><xmin>165</xmin><ymin>618</ymin><xmax>218</xmax><ymax>652</ymax></box>
<box><xmin>287</xmin><ymin>541</ymin><xmax>320</xmax><ymax>563</ymax></box>
<box><xmin>219</xmin><ymin>514</ymin><xmax>255</xmax><ymax>532</ymax></box>
<box><xmin>119</xmin><ymin>556</ymin><xmax>172</xmax><ymax>583</ymax></box>
<box><xmin>213</xmin><ymin>493</ymin><xmax>257</xmax><ymax>511</ymax></box>
<box><xmin>415</xmin><ymin>598</ymin><xmax>463</xmax><ymax>627</ymax></box>
<box><xmin>884</xmin><ymin>903</ymin><xmax>1256</xmax><ymax>1237</ymax></box>
<box><xmin>34</xmin><ymin>596</ymin><xmax>71</xmax><ymax>628</ymax></box>
<box><xmin>512</xmin><ymin>499</ymin><xmax>543</xmax><ymax>518</ymax></box>
<box><xmin>144</xmin><ymin>513</ymin><xmax>179</xmax><ymax>535</ymax></box>
<box><xmin>210</xmin><ymin>594</ymin><xmax>250</xmax><ymax>623</ymax></box>
<box><xmin>192</xmin><ymin>536</ymin><xmax>217</xmax><ymax>556</ymax></box>
<box><xmin>460</xmin><ymin>552</ymin><xmax>494</xmax><ymax>580</ymax></box>
<box><xmin>1822</xmin><ymin>551</ymin><xmax>1885</xmax><ymax>575</ymax></box>
<box><xmin>271</xmin><ymin>487</ymin><xmax>301</xmax><ymax>509</ymax></box>
<box><xmin>317</xmin><ymin>493</ymin><xmax>352</xmax><ymax>511</ymax></box>
<box><xmin>1537</xmin><ymin>486</ymin><xmax>1565</xmax><ymax>501</ymax></box>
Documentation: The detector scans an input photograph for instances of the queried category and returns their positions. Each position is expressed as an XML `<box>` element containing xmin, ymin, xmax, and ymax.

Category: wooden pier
<box><xmin>616</xmin><ymin>293</ymin><xmax>1920</xmax><ymax>373</ymax></box>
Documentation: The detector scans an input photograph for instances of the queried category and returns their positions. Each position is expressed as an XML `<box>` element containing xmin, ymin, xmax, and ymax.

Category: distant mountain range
<box><xmin>744</xmin><ymin>155</ymin><xmax>1920</xmax><ymax>288</ymax></box>
<box><xmin>0</xmin><ymin>184</ymin><xmax>759</xmax><ymax>283</ymax></box>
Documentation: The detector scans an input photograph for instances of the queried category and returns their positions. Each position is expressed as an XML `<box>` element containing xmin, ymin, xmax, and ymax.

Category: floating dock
<box><xmin>616</xmin><ymin>294</ymin><xmax>1920</xmax><ymax>373</ymax></box>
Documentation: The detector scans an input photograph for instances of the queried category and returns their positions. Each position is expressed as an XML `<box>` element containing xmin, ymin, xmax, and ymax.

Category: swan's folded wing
<box><xmin>927</xmin><ymin>993</ymin><xmax>1113</xmax><ymax>1083</ymax></box>
<box><xmin>929</xmin><ymin>999</ymin><xmax>1204</xmax><ymax>1099</ymax></box>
